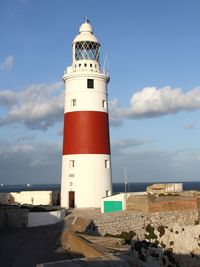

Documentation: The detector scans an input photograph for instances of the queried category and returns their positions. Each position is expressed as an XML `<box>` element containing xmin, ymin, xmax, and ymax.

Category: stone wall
<box><xmin>148</xmin><ymin>196</ymin><xmax>199</xmax><ymax>213</ymax></box>
<box><xmin>93</xmin><ymin>210</ymin><xmax>199</xmax><ymax>236</ymax></box>
<box><xmin>0</xmin><ymin>207</ymin><xmax>28</xmax><ymax>228</ymax></box>
<box><xmin>126</xmin><ymin>194</ymin><xmax>200</xmax><ymax>213</ymax></box>
<box><xmin>126</xmin><ymin>195</ymin><xmax>149</xmax><ymax>212</ymax></box>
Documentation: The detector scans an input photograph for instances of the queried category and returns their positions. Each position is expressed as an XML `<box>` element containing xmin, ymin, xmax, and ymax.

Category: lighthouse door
<box><xmin>69</xmin><ymin>191</ymin><xmax>75</xmax><ymax>208</ymax></box>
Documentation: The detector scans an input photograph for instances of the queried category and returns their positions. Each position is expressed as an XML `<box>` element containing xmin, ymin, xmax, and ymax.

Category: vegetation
<box><xmin>158</xmin><ymin>193</ymin><xmax>180</xmax><ymax>197</ymax></box>
<box><xmin>145</xmin><ymin>224</ymin><xmax>158</xmax><ymax>240</ymax></box>
<box><xmin>105</xmin><ymin>230</ymin><xmax>136</xmax><ymax>244</ymax></box>
<box><xmin>20</xmin><ymin>204</ymin><xmax>58</xmax><ymax>212</ymax></box>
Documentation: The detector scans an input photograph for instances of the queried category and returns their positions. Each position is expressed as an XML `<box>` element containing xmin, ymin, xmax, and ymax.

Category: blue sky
<box><xmin>1</xmin><ymin>0</ymin><xmax>200</xmax><ymax>184</ymax></box>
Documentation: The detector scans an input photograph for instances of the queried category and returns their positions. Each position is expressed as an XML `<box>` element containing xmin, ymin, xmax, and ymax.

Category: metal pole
<box><xmin>124</xmin><ymin>165</ymin><xmax>127</xmax><ymax>210</ymax></box>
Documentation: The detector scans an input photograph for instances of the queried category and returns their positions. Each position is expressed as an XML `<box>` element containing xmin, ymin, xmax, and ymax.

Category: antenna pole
<box><xmin>124</xmin><ymin>165</ymin><xmax>127</xmax><ymax>211</ymax></box>
<box><xmin>103</xmin><ymin>53</ymin><xmax>107</xmax><ymax>74</ymax></box>
<box><xmin>124</xmin><ymin>165</ymin><xmax>127</xmax><ymax>194</ymax></box>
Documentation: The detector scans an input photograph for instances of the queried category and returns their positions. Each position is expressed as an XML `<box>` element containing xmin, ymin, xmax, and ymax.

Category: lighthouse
<box><xmin>61</xmin><ymin>19</ymin><xmax>112</xmax><ymax>208</ymax></box>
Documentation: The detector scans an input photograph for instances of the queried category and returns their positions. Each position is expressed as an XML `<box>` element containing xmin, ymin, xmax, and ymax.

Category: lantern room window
<box><xmin>75</xmin><ymin>41</ymin><xmax>100</xmax><ymax>61</ymax></box>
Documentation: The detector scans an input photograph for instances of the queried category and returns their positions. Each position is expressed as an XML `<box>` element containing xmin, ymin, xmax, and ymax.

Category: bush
<box><xmin>145</xmin><ymin>224</ymin><xmax>158</xmax><ymax>240</ymax></box>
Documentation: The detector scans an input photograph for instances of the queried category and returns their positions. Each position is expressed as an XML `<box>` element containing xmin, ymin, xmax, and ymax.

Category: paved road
<box><xmin>0</xmin><ymin>216</ymin><xmax>74</xmax><ymax>267</ymax></box>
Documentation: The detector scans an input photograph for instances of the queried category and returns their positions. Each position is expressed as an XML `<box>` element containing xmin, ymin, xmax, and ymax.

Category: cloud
<box><xmin>2</xmin><ymin>84</ymin><xmax>200</xmax><ymax>130</ymax></box>
<box><xmin>111</xmin><ymin>148</ymin><xmax>200</xmax><ymax>182</ymax></box>
<box><xmin>1</xmin><ymin>55</ymin><xmax>14</xmax><ymax>71</ymax></box>
<box><xmin>109</xmin><ymin>86</ymin><xmax>200</xmax><ymax>126</ymax></box>
<box><xmin>111</xmin><ymin>138</ymin><xmax>154</xmax><ymax>154</ymax></box>
<box><xmin>0</xmin><ymin>81</ymin><xmax>64</xmax><ymax>130</ymax></box>
<box><xmin>109</xmin><ymin>99</ymin><xmax>124</xmax><ymax>126</ymax></box>
<box><xmin>1</xmin><ymin>137</ymin><xmax>200</xmax><ymax>184</ymax></box>
<box><xmin>0</xmin><ymin>139</ymin><xmax>62</xmax><ymax>184</ymax></box>
<box><xmin>183</xmin><ymin>123</ymin><xmax>195</xmax><ymax>130</ymax></box>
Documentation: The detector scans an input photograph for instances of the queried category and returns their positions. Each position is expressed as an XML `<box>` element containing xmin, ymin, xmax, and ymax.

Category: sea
<box><xmin>0</xmin><ymin>181</ymin><xmax>200</xmax><ymax>193</ymax></box>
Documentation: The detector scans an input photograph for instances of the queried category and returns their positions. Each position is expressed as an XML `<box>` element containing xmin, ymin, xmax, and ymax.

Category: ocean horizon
<box><xmin>0</xmin><ymin>181</ymin><xmax>200</xmax><ymax>193</ymax></box>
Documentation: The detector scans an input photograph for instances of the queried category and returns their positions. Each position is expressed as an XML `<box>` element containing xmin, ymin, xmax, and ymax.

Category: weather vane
<box><xmin>84</xmin><ymin>16</ymin><xmax>90</xmax><ymax>23</ymax></box>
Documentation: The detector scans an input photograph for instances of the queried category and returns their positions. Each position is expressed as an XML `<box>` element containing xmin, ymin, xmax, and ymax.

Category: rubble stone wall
<box><xmin>93</xmin><ymin>210</ymin><xmax>199</xmax><ymax>236</ymax></box>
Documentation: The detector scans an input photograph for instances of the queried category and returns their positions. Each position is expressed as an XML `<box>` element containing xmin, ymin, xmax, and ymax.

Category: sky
<box><xmin>1</xmin><ymin>0</ymin><xmax>200</xmax><ymax>184</ymax></box>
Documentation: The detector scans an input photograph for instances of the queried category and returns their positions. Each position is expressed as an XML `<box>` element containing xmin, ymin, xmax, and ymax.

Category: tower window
<box><xmin>71</xmin><ymin>99</ymin><xmax>76</xmax><ymax>106</ymax></box>
<box><xmin>69</xmin><ymin>160</ymin><xmax>75</xmax><ymax>168</ymax></box>
<box><xmin>102</xmin><ymin>100</ymin><xmax>106</xmax><ymax>108</ymax></box>
<box><xmin>87</xmin><ymin>79</ymin><xmax>94</xmax><ymax>88</ymax></box>
<box><xmin>90</xmin><ymin>64</ymin><xmax>92</xmax><ymax>68</ymax></box>
<box><xmin>79</xmin><ymin>64</ymin><xmax>81</xmax><ymax>67</ymax></box>
<box><xmin>84</xmin><ymin>63</ymin><xmax>87</xmax><ymax>67</ymax></box>
<box><xmin>105</xmin><ymin>160</ymin><xmax>110</xmax><ymax>168</ymax></box>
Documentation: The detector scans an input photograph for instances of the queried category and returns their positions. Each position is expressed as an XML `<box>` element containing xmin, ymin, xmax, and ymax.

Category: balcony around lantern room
<box><xmin>64</xmin><ymin>60</ymin><xmax>101</xmax><ymax>75</ymax></box>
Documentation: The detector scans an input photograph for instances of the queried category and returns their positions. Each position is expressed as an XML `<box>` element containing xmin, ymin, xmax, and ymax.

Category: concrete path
<box><xmin>0</xmin><ymin>215</ymin><xmax>74</xmax><ymax>267</ymax></box>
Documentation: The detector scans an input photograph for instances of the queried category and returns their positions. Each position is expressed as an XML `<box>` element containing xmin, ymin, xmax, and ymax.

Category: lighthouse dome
<box><xmin>73</xmin><ymin>21</ymin><xmax>99</xmax><ymax>44</ymax></box>
<box><xmin>79</xmin><ymin>22</ymin><xmax>93</xmax><ymax>33</ymax></box>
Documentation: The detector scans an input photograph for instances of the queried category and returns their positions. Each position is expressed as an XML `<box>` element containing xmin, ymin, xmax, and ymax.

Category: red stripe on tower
<box><xmin>63</xmin><ymin>111</ymin><xmax>110</xmax><ymax>155</ymax></box>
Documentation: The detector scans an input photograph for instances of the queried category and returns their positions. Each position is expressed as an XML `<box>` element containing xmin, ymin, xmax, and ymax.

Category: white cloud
<box><xmin>2</xmin><ymin>84</ymin><xmax>200</xmax><ymax>130</ymax></box>
<box><xmin>0</xmin><ymin>81</ymin><xmax>64</xmax><ymax>130</ymax></box>
<box><xmin>1</xmin><ymin>55</ymin><xmax>14</xmax><ymax>71</ymax></box>
<box><xmin>109</xmin><ymin>99</ymin><xmax>124</xmax><ymax>126</ymax></box>
<box><xmin>109</xmin><ymin>86</ymin><xmax>200</xmax><ymax>125</ymax></box>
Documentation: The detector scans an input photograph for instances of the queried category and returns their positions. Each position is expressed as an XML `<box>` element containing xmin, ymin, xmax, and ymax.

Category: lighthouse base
<box><xmin>61</xmin><ymin>154</ymin><xmax>112</xmax><ymax>208</ymax></box>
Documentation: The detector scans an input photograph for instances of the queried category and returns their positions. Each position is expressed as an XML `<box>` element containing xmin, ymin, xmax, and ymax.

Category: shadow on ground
<box><xmin>0</xmin><ymin>212</ymin><xmax>74</xmax><ymax>267</ymax></box>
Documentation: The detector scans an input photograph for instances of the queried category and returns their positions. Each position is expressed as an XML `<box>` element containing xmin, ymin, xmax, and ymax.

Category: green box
<box><xmin>104</xmin><ymin>201</ymin><xmax>123</xmax><ymax>212</ymax></box>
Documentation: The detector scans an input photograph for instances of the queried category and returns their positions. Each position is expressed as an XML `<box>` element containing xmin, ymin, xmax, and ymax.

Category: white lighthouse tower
<box><xmin>61</xmin><ymin>19</ymin><xmax>112</xmax><ymax>208</ymax></box>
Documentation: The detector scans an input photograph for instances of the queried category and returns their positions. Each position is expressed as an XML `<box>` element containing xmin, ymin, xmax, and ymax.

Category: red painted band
<box><xmin>62</xmin><ymin>111</ymin><xmax>110</xmax><ymax>155</ymax></box>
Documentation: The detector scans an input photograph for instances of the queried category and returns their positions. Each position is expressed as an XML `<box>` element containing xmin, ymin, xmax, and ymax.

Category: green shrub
<box><xmin>145</xmin><ymin>224</ymin><xmax>158</xmax><ymax>240</ymax></box>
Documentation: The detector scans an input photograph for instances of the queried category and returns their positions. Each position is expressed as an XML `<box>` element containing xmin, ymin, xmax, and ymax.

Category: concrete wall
<box><xmin>28</xmin><ymin>209</ymin><xmax>65</xmax><ymax>227</ymax></box>
<box><xmin>11</xmin><ymin>191</ymin><xmax>53</xmax><ymax>205</ymax></box>
<box><xmin>0</xmin><ymin>207</ymin><xmax>65</xmax><ymax>228</ymax></box>
<box><xmin>61</xmin><ymin>231</ymin><xmax>105</xmax><ymax>258</ymax></box>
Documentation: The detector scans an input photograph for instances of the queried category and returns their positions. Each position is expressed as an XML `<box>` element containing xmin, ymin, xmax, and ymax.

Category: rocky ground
<box><xmin>129</xmin><ymin>223</ymin><xmax>200</xmax><ymax>267</ymax></box>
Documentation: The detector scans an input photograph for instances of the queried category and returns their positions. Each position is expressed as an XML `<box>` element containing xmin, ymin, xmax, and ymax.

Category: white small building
<box><xmin>147</xmin><ymin>183</ymin><xmax>183</xmax><ymax>195</ymax></box>
<box><xmin>101</xmin><ymin>192</ymin><xmax>147</xmax><ymax>213</ymax></box>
